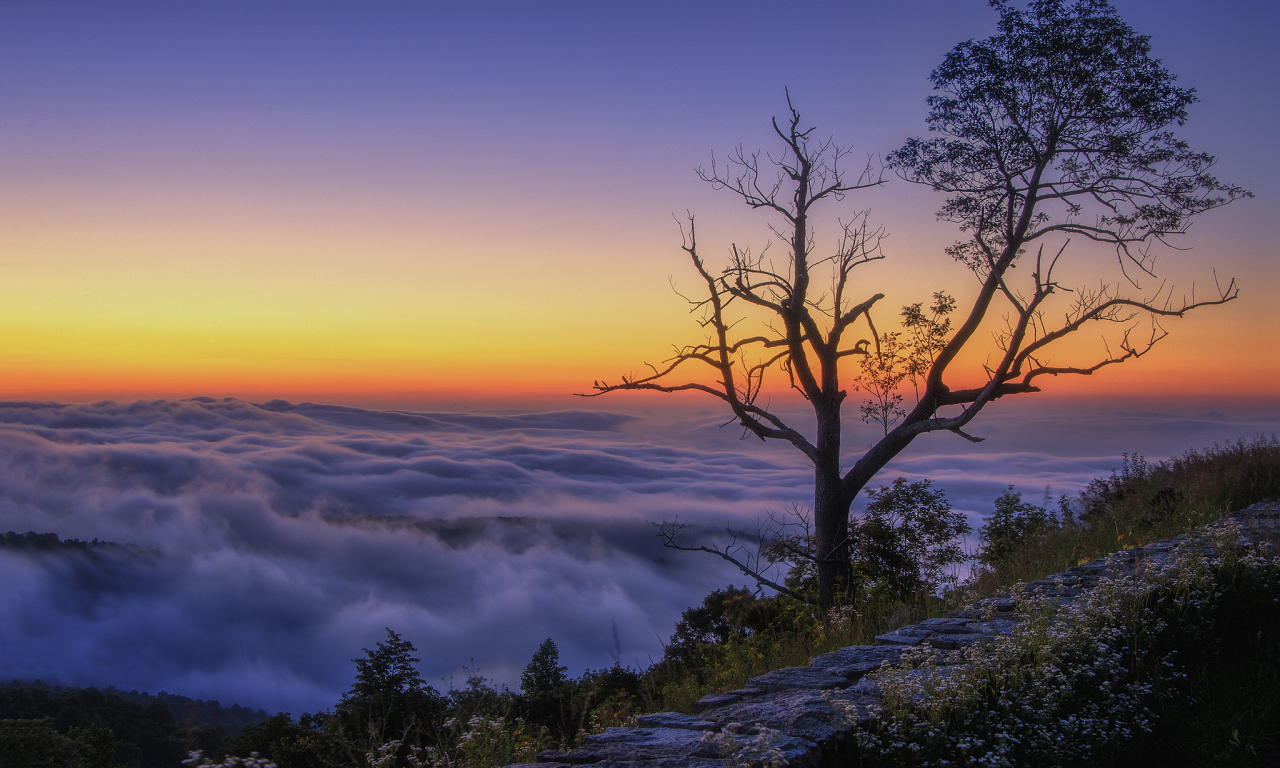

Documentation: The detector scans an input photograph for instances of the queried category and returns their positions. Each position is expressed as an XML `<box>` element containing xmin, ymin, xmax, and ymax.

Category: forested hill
<box><xmin>2</xmin><ymin>680</ymin><xmax>270</xmax><ymax>734</ymax></box>
<box><xmin>0</xmin><ymin>530</ymin><xmax>130</xmax><ymax>552</ymax></box>
<box><xmin>1</xmin><ymin>679</ymin><xmax>272</xmax><ymax>767</ymax></box>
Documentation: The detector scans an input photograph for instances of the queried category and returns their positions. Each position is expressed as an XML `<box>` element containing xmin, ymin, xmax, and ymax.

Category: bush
<box><xmin>978</xmin><ymin>486</ymin><xmax>1058</xmax><ymax>568</ymax></box>
<box><xmin>855</xmin><ymin>478</ymin><xmax>970</xmax><ymax>599</ymax></box>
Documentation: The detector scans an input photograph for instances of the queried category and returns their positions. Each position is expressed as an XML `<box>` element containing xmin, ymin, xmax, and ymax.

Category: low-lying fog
<box><xmin>0</xmin><ymin>396</ymin><xmax>1273</xmax><ymax>714</ymax></box>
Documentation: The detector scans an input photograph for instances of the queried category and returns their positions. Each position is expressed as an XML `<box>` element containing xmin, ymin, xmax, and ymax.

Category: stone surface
<box><xmin>691</xmin><ymin>694</ymin><xmax>744</xmax><ymax>714</ymax></box>
<box><xmin>873</xmin><ymin>629</ymin><xmax>931</xmax><ymax>646</ymax></box>
<box><xmin>923</xmin><ymin>632</ymin><xmax>987</xmax><ymax>651</ymax></box>
<box><xmin>538</xmin><ymin>727</ymin><xmax>721</xmax><ymax>764</ymax></box>
<box><xmin>916</xmin><ymin>618</ymin><xmax>978</xmax><ymax>634</ymax></box>
<box><xmin>698</xmin><ymin>688</ymin><xmax>847</xmax><ymax>746</ymax></box>
<box><xmin>747</xmin><ymin>666</ymin><xmax>850</xmax><ymax>692</ymax></box>
<box><xmin>502</xmin><ymin>502</ymin><xmax>1280</xmax><ymax>768</ymax></box>
<box><xmin>634</xmin><ymin>712</ymin><xmax>718</xmax><ymax>731</ymax></box>
<box><xmin>809</xmin><ymin>645</ymin><xmax>903</xmax><ymax>670</ymax></box>
<box><xmin>715</xmin><ymin>731</ymin><xmax>822</xmax><ymax>768</ymax></box>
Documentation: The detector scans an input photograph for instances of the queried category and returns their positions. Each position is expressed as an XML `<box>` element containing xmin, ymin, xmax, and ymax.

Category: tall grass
<box><xmin>964</xmin><ymin>435</ymin><xmax>1280</xmax><ymax>600</ymax></box>
<box><xmin>634</xmin><ymin>596</ymin><xmax>945</xmax><ymax>714</ymax></box>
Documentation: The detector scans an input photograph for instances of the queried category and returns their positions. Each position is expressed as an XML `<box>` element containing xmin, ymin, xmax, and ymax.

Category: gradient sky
<box><xmin>0</xmin><ymin>0</ymin><xmax>1275</xmax><ymax>406</ymax></box>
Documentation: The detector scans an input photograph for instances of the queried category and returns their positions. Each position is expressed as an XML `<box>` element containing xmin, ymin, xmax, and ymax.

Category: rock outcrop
<box><xmin>505</xmin><ymin>502</ymin><xmax>1279</xmax><ymax>768</ymax></box>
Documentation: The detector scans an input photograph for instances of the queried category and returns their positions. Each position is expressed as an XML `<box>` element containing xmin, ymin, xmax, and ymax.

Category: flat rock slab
<box><xmin>747</xmin><ymin>666</ymin><xmax>850</xmax><ymax>692</ymax></box>
<box><xmin>691</xmin><ymin>689</ymin><xmax>766</xmax><ymax>714</ymax></box>
<box><xmin>699</xmin><ymin>688</ymin><xmax>848</xmax><ymax>746</ymax></box>
<box><xmin>915</xmin><ymin>618</ymin><xmax>978</xmax><ymax>634</ymax></box>
<box><xmin>721</xmin><ymin>731</ymin><xmax>821</xmax><ymax>768</ymax></box>
<box><xmin>539</xmin><ymin>728</ymin><xmax>721</xmax><ymax>764</ymax></box>
<box><xmin>634</xmin><ymin>713</ymin><xmax>717</xmax><ymax>731</ymax></box>
<box><xmin>874</xmin><ymin>630</ymin><xmax>931</xmax><ymax>646</ymax></box>
<box><xmin>819</xmin><ymin>661</ymin><xmax>883</xmax><ymax>681</ymax></box>
<box><xmin>924</xmin><ymin>632</ymin><xmax>988</xmax><ymax>650</ymax></box>
<box><xmin>809</xmin><ymin>645</ymin><xmax>903</xmax><ymax>670</ymax></box>
<box><xmin>971</xmin><ymin>618</ymin><xmax>1020</xmax><ymax>636</ymax></box>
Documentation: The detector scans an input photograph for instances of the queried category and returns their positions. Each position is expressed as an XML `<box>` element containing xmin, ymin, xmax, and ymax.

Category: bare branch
<box><xmin>657</xmin><ymin>520</ymin><xmax>817</xmax><ymax>605</ymax></box>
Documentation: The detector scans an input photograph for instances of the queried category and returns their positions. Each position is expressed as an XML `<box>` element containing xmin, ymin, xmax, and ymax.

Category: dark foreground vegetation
<box><xmin>0</xmin><ymin>683</ymin><xmax>267</xmax><ymax>768</ymax></box>
<box><xmin>856</xmin><ymin>536</ymin><xmax>1280</xmax><ymax>767</ymax></box>
<box><xmin>4</xmin><ymin>436</ymin><xmax>1274</xmax><ymax>768</ymax></box>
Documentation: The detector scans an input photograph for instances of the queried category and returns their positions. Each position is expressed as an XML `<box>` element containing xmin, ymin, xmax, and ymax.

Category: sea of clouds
<box><xmin>0</xmin><ymin>396</ymin><xmax>1274</xmax><ymax>715</ymax></box>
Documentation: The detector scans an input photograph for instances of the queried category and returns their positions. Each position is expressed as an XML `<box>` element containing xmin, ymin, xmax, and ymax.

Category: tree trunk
<box><xmin>812</xmin><ymin>401</ymin><xmax>850</xmax><ymax>607</ymax></box>
<box><xmin>813</xmin><ymin>465</ymin><xmax>852</xmax><ymax>607</ymax></box>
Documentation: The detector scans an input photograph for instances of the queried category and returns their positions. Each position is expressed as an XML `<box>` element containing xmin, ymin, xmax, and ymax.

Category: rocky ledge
<box><xmin>503</xmin><ymin>502</ymin><xmax>1279</xmax><ymax>768</ymax></box>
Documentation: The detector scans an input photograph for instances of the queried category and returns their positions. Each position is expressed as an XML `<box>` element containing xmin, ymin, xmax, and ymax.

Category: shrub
<box><xmin>978</xmin><ymin>486</ymin><xmax>1057</xmax><ymax>568</ymax></box>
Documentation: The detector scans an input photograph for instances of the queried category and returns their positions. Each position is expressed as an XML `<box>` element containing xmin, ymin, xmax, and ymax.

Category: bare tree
<box><xmin>584</xmin><ymin>0</ymin><xmax>1249</xmax><ymax>606</ymax></box>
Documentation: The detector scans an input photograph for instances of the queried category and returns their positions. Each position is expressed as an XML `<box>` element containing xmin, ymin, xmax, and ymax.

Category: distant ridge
<box><xmin>1</xmin><ymin>679</ymin><xmax>271</xmax><ymax>733</ymax></box>
<box><xmin>0</xmin><ymin>530</ymin><xmax>125</xmax><ymax>551</ymax></box>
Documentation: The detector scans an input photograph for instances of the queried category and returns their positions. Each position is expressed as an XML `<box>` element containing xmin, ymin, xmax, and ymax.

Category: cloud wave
<box><xmin>0</xmin><ymin>396</ymin><xmax>1273</xmax><ymax>714</ymax></box>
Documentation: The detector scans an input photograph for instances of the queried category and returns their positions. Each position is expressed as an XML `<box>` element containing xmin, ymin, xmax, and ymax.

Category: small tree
<box><xmin>331</xmin><ymin>629</ymin><xmax>446</xmax><ymax>762</ymax></box>
<box><xmin>520</xmin><ymin>639</ymin><xmax>568</xmax><ymax>697</ymax></box>
<box><xmin>854</xmin><ymin>478</ymin><xmax>970</xmax><ymax>599</ymax></box>
<box><xmin>519</xmin><ymin>639</ymin><xmax>572</xmax><ymax>740</ymax></box>
<box><xmin>978</xmin><ymin>487</ymin><xmax>1056</xmax><ymax>568</ymax></box>
<box><xmin>586</xmin><ymin>0</ymin><xmax>1247</xmax><ymax>606</ymax></box>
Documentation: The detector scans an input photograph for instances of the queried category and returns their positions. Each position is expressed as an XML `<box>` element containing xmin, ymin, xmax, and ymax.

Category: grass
<box><xmin>842</xmin><ymin>435</ymin><xmax>1280</xmax><ymax>767</ymax></box>
<box><xmin>633</xmin><ymin>596</ymin><xmax>945</xmax><ymax>715</ymax></box>
<box><xmin>963</xmin><ymin>435</ymin><xmax>1280</xmax><ymax>600</ymax></box>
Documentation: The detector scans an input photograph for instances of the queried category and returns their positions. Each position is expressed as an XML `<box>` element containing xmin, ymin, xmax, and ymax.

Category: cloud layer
<box><xmin>0</xmin><ymin>396</ymin><xmax>1274</xmax><ymax>714</ymax></box>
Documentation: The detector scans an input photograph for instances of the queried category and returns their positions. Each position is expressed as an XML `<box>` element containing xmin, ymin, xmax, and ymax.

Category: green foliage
<box><xmin>518</xmin><ymin>638</ymin><xmax>572</xmax><ymax>739</ymax></box>
<box><xmin>427</xmin><ymin>715</ymin><xmax>551</xmax><ymax>768</ymax></box>
<box><xmin>641</xmin><ymin>437</ymin><xmax>1278</xmax><ymax>724</ymax></box>
<box><xmin>968</xmin><ymin>436</ymin><xmax>1280</xmax><ymax>597</ymax></box>
<box><xmin>766</xmin><ymin>479</ymin><xmax>969</xmax><ymax>602</ymax></box>
<box><xmin>519</xmin><ymin>639</ymin><xmax>567</xmax><ymax>698</ymax></box>
<box><xmin>0</xmin><ymin>719</ymin><xmax>70</xmax><ymax>768</ymax></box>
<box><xmin>660</xmin><ymin>587</ymin><xmax>770</xmax><ymax>670</ymax></box>
<box><xmin>223</xmin><ymin>714</ymin><xmax>324</xmax><ymax>768</ymax></box>
<box><xmin>443</xmin><ymin>670</ymin><xmax>511</xmax><ymax>728</ymax></box>
<box><xmin>978</xmin><ymin>486</ymin><xmax>1057</xmax><ymax>568</ymax></box>
<box><xmin>855</xmin><ymin>478</ymin><xmax>970</xmax><ymax>599</ymax></box>
<box><xmin>857</xmin><ymin>295</ymin><xmax>955</xmax><ymax>435</ymax></box>
<box><xmin>0</xmin><ymin>685</ymin><xmax>185</xmax><ymax>768</ymax></box>
<box><xmin>572</xmin><ymin>664</ymin><xmax>642</xmax><ymax>733</ymax></box>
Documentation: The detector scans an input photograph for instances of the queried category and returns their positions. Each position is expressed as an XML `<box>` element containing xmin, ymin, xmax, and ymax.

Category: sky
<box><xmin>0</xmin><ymin>0</ymin><xmax>1275</xmax><ymax>405</ymax></box>
<box><xmin>0</xmin><ymin>0</ymin><xmax>1277</xmax><ymax>716</ymax></box>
